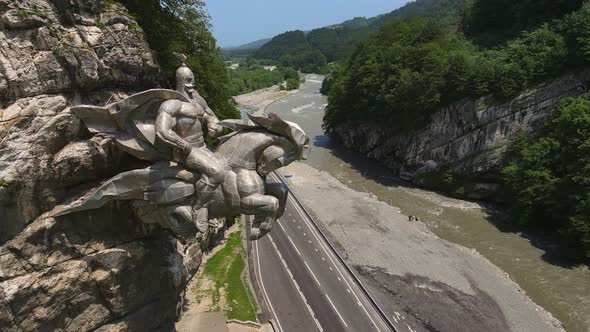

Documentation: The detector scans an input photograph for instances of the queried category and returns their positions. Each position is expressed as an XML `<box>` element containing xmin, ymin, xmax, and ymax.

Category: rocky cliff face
<box><xmin>0</xmin><ymin>1</ymin><xmax>221</xmax><ymax>330</ymax></box>
<box><xmin>333</xmin><ymin>69</ymin><xmax>590</xmax><ymax>200</ymax></box>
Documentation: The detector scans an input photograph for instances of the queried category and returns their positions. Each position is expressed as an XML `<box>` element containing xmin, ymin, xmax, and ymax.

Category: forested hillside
<box><xmin>323</xmin><ymin>2</ymin><xmax>588</xmax><ymax>131</ymax></box>
<box><xmin>253</xmin><ymin>0</ymin><xmax>466</xmax><ymax>71</ymax></box>
<box><xmin>117</xmin><ymin>0</ymin><xmax>239</xmax><ymax>120</ymax></box>
<box><xmin>323</xmin><ymin>0</ymin><xmax>590</xmax><ymax>260</ymax></box>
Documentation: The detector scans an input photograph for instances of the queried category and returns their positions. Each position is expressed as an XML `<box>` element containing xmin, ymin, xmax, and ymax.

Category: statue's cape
<box><xmin>55</xmin><ymin>162</ymin><xmax>199</xmax><ymax>216</ymax></box>
<box><xmin>72</xmin><ymin>89</ymin><xmax>189</xmax><ymax>161</ymax></box>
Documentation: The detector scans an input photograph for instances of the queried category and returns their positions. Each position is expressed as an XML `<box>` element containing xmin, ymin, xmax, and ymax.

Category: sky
<box><xmin>204</xmin><ymin>0</ymin><xmax>410</xmax><ymax>48</ymax></box>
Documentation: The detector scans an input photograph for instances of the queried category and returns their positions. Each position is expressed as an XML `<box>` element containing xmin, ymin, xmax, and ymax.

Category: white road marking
<box><xmin>268</xmin><ymin>235</ymin><xmax>324</xmax><ymax>332</ymax></box>
<box><xmin>329</xmin><ymin>266</ymin><xmax>333</xmax><ymax>271</ymax></box>
<box><xmin>347</xmin><ymin>289</ymin><xmax>351</xmax><ymax>293</ymax></box>
<box><xmin>255</xmin><ymin>237</ymin><xmax>285</xmax><ymax>332</ymax></box>
<box><xmin>271</xmin><ymin>173</ymin><xmax>385</xmax><ymax>331</ymax></box>
<box><xmin>285</xmin><ymin>193</ymin><xmax>382</xmax><ymax>331</ymax></box>
<box><xmin>326</xmin><ymin>294</ymin><xmax>348</xmax><ymax>327</ymax></box>
<box><xmin>338</xmin><ymin>277</ymin><xmax>341</xmax><ymax>281</ymax></box>
<box><xmin>322</xmin><ymin>257</ymin><xmax>326</xmax><ymax>261</ymax></box>
<box><xmin>304</xmin><ymin>261</ymin><xmax>322</xmax><ymax>287</ymax></box>
<box><xmin>287</xmin><ymin>235</ymin><xmax>302</xmax><ymax>256</ymax></box>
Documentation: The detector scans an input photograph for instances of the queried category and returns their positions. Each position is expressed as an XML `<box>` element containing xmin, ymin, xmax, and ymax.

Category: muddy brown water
<box><xmin>240</xmin><ymin>74</ymin><xmax>590</xmax><ymax>331</ymax></box>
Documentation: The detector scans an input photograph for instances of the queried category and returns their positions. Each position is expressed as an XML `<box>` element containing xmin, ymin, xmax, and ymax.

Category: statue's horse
<box><xmin>56</xmin><ymin>110</ymin><xmax>310</xmax><ymax>240</ymax></box>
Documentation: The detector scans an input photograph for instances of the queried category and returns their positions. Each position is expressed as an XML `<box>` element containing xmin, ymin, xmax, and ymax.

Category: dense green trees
<box><xmin>227</xmin><ymin>63</ymin><xmax>301</xmax><ymax>96</ymax></box>
<box><xmin>463</xmin><ymin>0</ymin><xmax>584</xmax><ymax>45</ymax></box>
<box><xmin>323</xmin><ymin>4</ymin><xmax>590</xmax><ymax>133</ymax></box>
<box><xmin>116</xmin><ymin>0</ymin><xmax>239</xmax><ymax>120</ymax></box>
<box><xmin>307</xmin><ymin>27</ymin><xmax>371</xmax><ymax>63</ymax></box>
<box><xmin>255</xmin><ymin>31</ymin><xmax>312</xmax><ymax>61</ymax></box>
<box><xmin>372</xmin><ymin>0</ymin><xmax>465</xmax><ymax>29</ymax></box>
<box><xmin>252</xmin><ymin>0</ymin><xmax>466</xmax><ymax>72</ymax></box>
<box><xmin>254</xmin><ymin>31</ymin><xmax>328</xmax><ymax>73</ymax></box>
<box><xmin>324</xmin><ymin>17</ymin><xmax>450</xmax><ymax>132</ymax></box>
<box><xmin>502</xmin><ymin>95</ymin><xmax>590</xmax><ymax>259</ymax></box>
<box><xmin>227</xmin><ymin>66</ymin><xmax>284</xmax><ymax>96</ymax></box>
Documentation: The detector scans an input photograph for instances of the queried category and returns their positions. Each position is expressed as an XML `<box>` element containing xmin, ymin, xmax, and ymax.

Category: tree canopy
<box><xmin>116</xmin><ymin>0</ymin><xmax>239</xmax><ymax>120</ymax></box>
<box><xmin>251</xmin><ymin>0</ymin><xmax>466</xmax><ymax>72</ymax></box>
<box><xmin>323</xmin><ymin>3</ymin><xmax>590</xmax><ymax>132</ymax></box>
<box><xmin>463</xmin><ymin>0</ymin><xmax>585</xmax><ymax>45</ymax></box>
<box><xmin>502</xmin><ymin>95</ymin><xmax>590</xmax><ymax>260</ymax></box>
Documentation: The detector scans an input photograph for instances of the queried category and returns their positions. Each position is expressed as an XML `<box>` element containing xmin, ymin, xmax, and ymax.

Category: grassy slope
<box><xmin>199</xmin><ymin>223</ymin><xmax>257</xmax><ymax>321</ymax></box>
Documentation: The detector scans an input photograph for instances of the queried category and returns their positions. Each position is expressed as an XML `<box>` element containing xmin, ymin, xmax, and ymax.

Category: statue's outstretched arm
<box><xmin>156</xmin><ymin>102</ymin><xmax>191</xmax><ymax>153</ymax></box>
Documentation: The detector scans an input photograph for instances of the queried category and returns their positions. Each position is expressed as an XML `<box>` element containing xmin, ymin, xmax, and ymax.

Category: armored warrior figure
<box><xmin>155</xmin><ymin>57</ymin><xmax>238</xmax><ymax>229</ymax></box>
<box><xmin>59</xmin><ymin>55</ymin><xmax>310</xmax><ymax>241</ymax></box>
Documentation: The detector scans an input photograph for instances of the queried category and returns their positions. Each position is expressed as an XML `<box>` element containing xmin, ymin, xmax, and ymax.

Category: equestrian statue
<box><xmin>56</xmin><ymin>56</ymin><xmax>310</xmax><ymax>241</ymax></box>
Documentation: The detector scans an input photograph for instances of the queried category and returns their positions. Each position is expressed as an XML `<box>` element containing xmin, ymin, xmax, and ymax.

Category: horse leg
<box><xmin>240</xmin><ymin>193</ymin><xmax>279</xmax><ymax>240</ymax></box>
<box><xmin>161</xmin><ymin>204</ymin><xmax>199</xmax><ymax>239</ymax></box>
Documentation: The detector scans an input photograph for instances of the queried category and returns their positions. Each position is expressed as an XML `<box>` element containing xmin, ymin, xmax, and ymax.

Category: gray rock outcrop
<box><xmin>0</xmin><ymin>1</ymin><xmax>223</xmax><ymax>331</ymax></box>
<box><xmin>0</xmin><ymin>0</ymin><xmax>160</xmax><ymax>242</ymax></box>
<box><xmin>0</xmin><ymin>202</ymin><xmax>214</xmax><ymax>332</ymax></box>
<box><xmin>0</xmin><ymin>0</ymin><xmax>159</xmax><ymax>99</ymax></box>
<box><xmin>333</xmin><ymin>69</ymin><xmax>590</xmax><ymax>200</ymax></box>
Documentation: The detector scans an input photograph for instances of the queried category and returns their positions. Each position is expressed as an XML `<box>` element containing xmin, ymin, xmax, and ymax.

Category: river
<box><xmin>242</xmin><ymin>74</ymin><xmax>590</xmax><ymax>331</ymax></box>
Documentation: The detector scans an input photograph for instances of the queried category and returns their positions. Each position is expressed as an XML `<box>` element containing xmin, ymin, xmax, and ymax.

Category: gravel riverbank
<box><xmin>233</xmin><ymin>84</ymin><xmax>293</xmax><ymax>114</ymax></box>
<box><xmin>278</xmin><ymin>162</ymin><xmax>563</xmax><ymax>332</ymax></box>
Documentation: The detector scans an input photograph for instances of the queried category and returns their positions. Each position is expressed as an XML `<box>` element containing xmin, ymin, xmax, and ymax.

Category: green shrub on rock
<box><xmin>502</xmin><ymin>95</ymin><xmax>590</xmax><ymax>260</ymax></box>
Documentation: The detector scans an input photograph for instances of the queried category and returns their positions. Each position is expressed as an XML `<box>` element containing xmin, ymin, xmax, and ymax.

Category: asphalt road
<box><xmin>249</xmin><ymin>173</ymin><xmax>392</xmax><ymax>332</ymax></box>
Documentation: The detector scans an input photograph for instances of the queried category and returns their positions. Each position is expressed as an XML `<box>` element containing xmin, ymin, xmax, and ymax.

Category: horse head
<box><xmin>218</xmin><ymin>112</ymin><xmax>310</xmax><ymax>177</ymax></box>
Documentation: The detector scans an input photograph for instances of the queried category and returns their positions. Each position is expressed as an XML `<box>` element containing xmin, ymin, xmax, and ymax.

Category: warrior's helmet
<box><xmin>175</xmin><ymin>53</ymin><xmax>195</xmax><ymax>93</ymax></box>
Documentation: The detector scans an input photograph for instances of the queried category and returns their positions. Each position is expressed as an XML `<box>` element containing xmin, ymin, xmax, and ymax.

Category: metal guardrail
<box><xmin>272</xmin><ymin>172</ymin><xmax>399</xmax><ymax>332</ymax></box>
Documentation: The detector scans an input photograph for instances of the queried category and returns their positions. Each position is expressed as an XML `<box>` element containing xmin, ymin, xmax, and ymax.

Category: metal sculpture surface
<box><xmin>57</xmin><ymin>61</ymin><xmax>310</xmax><ymax>240</ymax></box>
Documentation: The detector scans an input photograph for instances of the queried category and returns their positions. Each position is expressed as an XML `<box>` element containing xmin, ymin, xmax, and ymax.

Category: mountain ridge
<box><xmin>251</xmin><ymin>0</ymin><xmax>465</xmax><ymax>71</ymax></box>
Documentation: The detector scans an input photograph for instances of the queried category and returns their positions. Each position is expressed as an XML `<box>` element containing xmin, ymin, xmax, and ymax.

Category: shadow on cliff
<box><xmin>313</xmin><ymin>134</ymin><xmax>409</xmax><ymax>188</ymax></box>
<box><xmin>315</xmin><ymin>134</ymin><xmax>589</xmax><ymax>269</ymax></box>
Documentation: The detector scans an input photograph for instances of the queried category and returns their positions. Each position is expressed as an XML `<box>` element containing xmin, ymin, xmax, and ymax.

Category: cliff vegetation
<box><xmin>116</xmin><ymin>0</ymin><xmax>240</xmax><ymax>120</ymax></box>
<box><xmin>322</xmin><ymin>0</ymin><xmax>590</xmax><ymax>261</ymax></box>
<box><xmin>323</xmin><ymin>2</ymin><xmax>589</xmax><ymax>132</ymax></box>
<box><xmin>502</xmin><ymin>95</ymin><xmax>590</xmax><ymax>260</ymax></box>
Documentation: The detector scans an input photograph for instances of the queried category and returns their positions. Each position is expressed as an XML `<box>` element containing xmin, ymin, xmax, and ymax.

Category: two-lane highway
<box><xmin>250</xmin><ymin>173</ymin><xmax>393</xmax><ymax>332</ymax></box>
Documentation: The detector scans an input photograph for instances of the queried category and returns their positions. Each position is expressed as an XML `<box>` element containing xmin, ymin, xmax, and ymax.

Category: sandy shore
<box><xmin>233</xmin><ymin>84</ymin><xmax>294</xmax><ymax>114</ymax></box>
<box><xmin>278</xmin><ymin>162</ymin><xmax>563</xmax><ymax>332</ymax></box>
